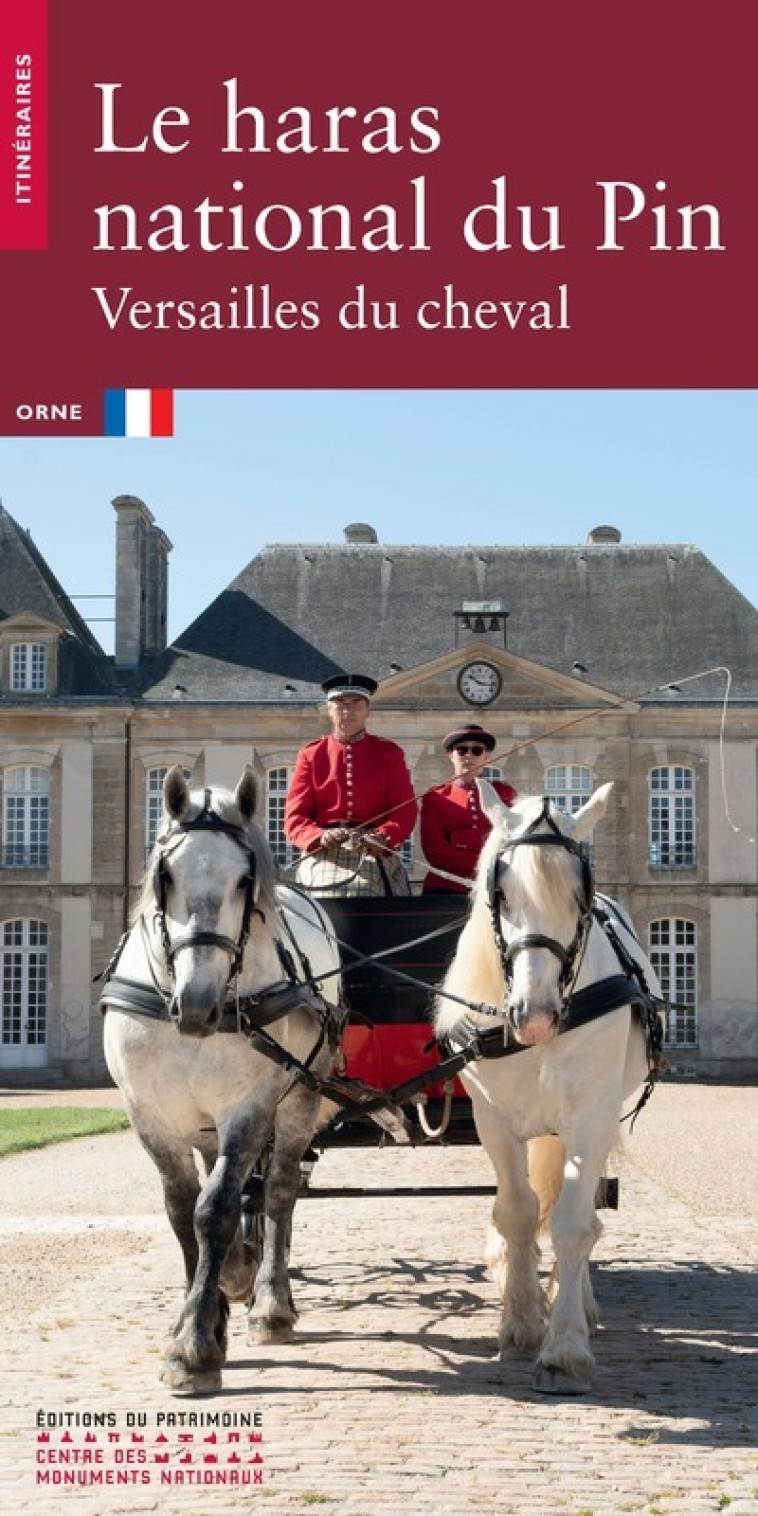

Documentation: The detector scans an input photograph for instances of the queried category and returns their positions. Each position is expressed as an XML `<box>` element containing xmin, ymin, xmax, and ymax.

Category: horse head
<box><xmin>476</xmin><ymin>780</ymin><xmax>613</xmax><ymax>1047</ymax></box>
<box><xmin>150</xmin><ymin>766</ymin><xmax>270</xmax><ymax>1037</ymax></box>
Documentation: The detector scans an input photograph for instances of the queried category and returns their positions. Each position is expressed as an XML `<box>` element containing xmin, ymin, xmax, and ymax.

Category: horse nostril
<box><xmin>509</xmin><ymin>1000</ymin><xmax>525</xmax><ymax>1030</ymax></box>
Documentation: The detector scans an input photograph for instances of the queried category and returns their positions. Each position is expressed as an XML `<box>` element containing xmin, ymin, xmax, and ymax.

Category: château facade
<box><xmin>1</xmin><ymin>497</ymin><xmax>757</xmax><ymax>1079</ymax></box>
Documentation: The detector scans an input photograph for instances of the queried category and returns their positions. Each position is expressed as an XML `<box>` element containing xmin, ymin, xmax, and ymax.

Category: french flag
<box><xmin>104</xmin><ymin>389</ymin><xmax>174</xmax><ymax>437</ymax></box>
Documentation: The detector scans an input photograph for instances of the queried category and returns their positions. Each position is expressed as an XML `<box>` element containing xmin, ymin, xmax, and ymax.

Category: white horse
<box><xmin>101</xmin><ymin>767</ymin><xmax>342</xmax><ymax>1395</ymax></box>
<box><xmin>435</xmin><ymin>781</ymin><xmax>663</xmax><ymax>1394</ymax></box>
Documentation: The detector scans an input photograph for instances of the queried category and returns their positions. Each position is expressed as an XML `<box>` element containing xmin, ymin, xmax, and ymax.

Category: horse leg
<box><xmin>534</xmin><ymin>1116</ymin><xmax>616</xmax><ymax>1394</ymax></box>
<box><xmin>162</xmin><ymin>1114</ymin><xmax>270</xmax><ymax>1395</ymax></box>
<box><xmin>248</xmin><ymin>1090</ymin><xmax>320</xmax><ymax>1346</ymax></box>
<box><xmin>545</xmin><ymin>1257</ymin><xmax>600</xmax><ymax>1333</ymax></box>
<box><xmin>530</xmin><ymin>1134</ymin><xmax>600</xmax><ymax>1328</ymax></box>
<box><xmin>133</xmin><ymin>1125</ymin><xmax>202</xmax><ymax>1295</ymax></box>
<box><xmin>474</xmin><ymin>1103</ymin><xmax>545</xmax><ymax>1355</ymax></box>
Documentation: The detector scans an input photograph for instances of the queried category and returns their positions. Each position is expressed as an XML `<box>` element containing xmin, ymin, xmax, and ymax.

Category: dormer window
<box><xmin>11</xmin><ymin>643</ymin><xmax>47</xmax><ymax>693</ymax></box>
<box><xmin>1</xmin><ymin>620</ymin><xmax>59</xmax><ymax>697</ymax></box>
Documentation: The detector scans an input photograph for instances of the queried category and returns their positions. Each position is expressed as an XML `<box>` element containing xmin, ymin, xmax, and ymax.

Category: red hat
<box><xmin>442</xmin><ymin>723</ymin><xmax>496</xmax><ymax>752</ymax></box>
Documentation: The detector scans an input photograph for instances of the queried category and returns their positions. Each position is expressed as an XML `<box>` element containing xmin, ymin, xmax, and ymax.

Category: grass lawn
<box><xmin>0</xmin><ymin>1108</ymin><xmax>129</xmax><ymax>1157</ymax></box>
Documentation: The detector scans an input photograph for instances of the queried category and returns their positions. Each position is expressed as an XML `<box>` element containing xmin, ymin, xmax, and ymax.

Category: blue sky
<box><xmin>0</xmin><ymin>390</ymin><xmax>755</xmax><ymax>655</ymax></box>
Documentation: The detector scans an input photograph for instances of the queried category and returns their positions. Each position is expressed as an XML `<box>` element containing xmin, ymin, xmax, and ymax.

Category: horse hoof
<box><xmin>534</xmin><ymin>1364</ymin><xmax>592</xmax><ymax>1396</ymax></box>
<box><xmin>498</xmin><ymin>1324</ymin><xmax>545</xmax><ymax>1356</ymax></box>
<box><xmin>248</xmin><ymin>1318</ymin><xmax>295</xmax><ymax>1346</ymax></box>
<box><xmin>160</xmin><ymin>1360</ymin><xmax>222</xmax><ymax>1396</ymax></box>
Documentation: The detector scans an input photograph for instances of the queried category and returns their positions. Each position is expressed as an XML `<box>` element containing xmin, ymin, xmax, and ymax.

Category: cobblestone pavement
<box><xmin>1</xmin><ymin>1081</ymin><xmax>756</xmax><ymax>1516</ymax></box>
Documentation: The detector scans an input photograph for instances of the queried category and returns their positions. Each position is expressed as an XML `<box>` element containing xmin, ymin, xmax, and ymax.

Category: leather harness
<box><xmin>99</xmin><ymin>796</ymin><xmax>664</xmax><ymax>1127</ymax></box>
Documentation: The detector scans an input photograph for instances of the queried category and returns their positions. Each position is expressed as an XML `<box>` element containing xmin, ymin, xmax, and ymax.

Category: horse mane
<box><xmin>435</xmin><ymin>794</ymin><xmax>585</xmax><ymax>1039</ymax></box>
<box><xmin>132</xmin><ymin>783</ymin><xmax>277</xmax><ymax>926</ymax></box>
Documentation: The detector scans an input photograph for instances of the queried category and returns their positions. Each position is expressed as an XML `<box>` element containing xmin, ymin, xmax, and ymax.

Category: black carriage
<box><xmin>316</xmin><ymin>893</ymin><xmax>473</xmax><ymax>1146</ymax></box>
<box><xmin>240</xmin><ymin>890</ymin><xmax>496</xmax><ymax>1248</ymax></box>
<box><xmin>241</xmin><ymin>887</ymin><xmax>620</xmax><ymax>1237</ymax></box>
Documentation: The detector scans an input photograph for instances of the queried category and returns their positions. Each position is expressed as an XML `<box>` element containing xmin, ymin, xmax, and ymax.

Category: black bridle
<box><xmin>152</xmin><ymin>790</ymin><xmax>262</xmax><ymax>988</ymax></box>
<box><xmin>486</xmin><ymin>797</ymin><xmax>595</xmax><ymax>1008</ymax></box>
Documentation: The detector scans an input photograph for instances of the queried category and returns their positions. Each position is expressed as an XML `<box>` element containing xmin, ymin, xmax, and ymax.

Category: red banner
<box><xmin>0</xmin><ymin>1</ymin><xmax>755</xmax><ymax>435</ymax></box>
<box><xmin>0</xmin><ymin>0</ymin><xmax>47</xmax><ymax>249</ymax></box>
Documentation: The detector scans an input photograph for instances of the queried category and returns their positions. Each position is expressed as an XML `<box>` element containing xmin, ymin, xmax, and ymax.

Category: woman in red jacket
<box><xmin>421</xmin><ymin>724</ymin><xmax>517</xmax><ymax>893</ymax></box>
<box><xmin>285</xmin><ymin>673</ymin><xmax>417</xmax><ymax>895</ymax></box>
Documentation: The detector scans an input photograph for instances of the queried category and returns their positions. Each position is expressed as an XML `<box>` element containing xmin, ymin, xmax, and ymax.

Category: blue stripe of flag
<box><xmin>103</xmin><ymin>389</ymin><xmax>126</xmax><ymax>436</ymax></box>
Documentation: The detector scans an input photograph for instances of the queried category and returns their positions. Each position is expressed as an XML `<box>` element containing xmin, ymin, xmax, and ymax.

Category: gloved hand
<box><xmin>319</xmin><ymin>827</ymin><xmax>352</xmax><ymax>851</ymax></box>
<box><xmin>361</xmin><ymin>831</ymin><xmax>390</xmax><ymax>859</ymax></box>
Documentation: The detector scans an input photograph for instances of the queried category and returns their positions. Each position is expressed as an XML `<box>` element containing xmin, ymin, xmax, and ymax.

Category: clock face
<box><xmin>457</xmin><ymin>661</ymin><xmax>502</xmax><ymax>706</ymax></box>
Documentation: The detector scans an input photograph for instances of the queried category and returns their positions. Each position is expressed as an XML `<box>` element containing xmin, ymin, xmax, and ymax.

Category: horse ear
<box><xmin>477</xmin><ymin>777</ymin><xmax>515</xmax><ymax>830</ymax></box>
<box><xmin>235</xmin><ymin>766</ymin><xmax>257</xmax><ymax>821</ymax></box>
<box><xmin>164</xmin><ymin>765</ymin><xmax>190</xmax><ymax>820</ymax></box>
<box><xmin>570</xmin><ymin>781</ymin><xmax>614</xmax><ymax>843</ymax></box>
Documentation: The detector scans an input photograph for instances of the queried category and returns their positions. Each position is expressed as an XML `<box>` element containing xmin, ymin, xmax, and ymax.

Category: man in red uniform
<box><xmin>421</xmin><ymin>723</ymin><xmax>517</xmax><ymax>893</ymax></box>
<box><xmin>285</xmin><ymin>674</ymin><xmax>417</xmax><ymax>895</ymax></box>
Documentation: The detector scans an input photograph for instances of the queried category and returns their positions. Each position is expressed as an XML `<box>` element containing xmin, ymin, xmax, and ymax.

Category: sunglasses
<box><xmin>453</xmin><ymin>744</ymin><xmax>486</xmax><ymax>756</ymax></box>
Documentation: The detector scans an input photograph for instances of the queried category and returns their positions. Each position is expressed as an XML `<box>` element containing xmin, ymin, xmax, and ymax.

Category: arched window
<box><xmin>11</xmin><ymin>643</ymin><xmax>47</xmax><ymax>692</ymax></box>
<box><xmin>1</xmin><ymin>919</ymin><xmax>48</xmax><ymax>1059</ymax></box>
<box><xmin>649</xmin><ymin>917</ymin><xmax>698</xmax><ymax>1045</ymax></box>
<box><xmin>146</xmin><ymin>766</ymin><xmax>192</xmax><ymax>857</ymax></box>
<box><xmin>649</xmin><ymin>766</ymin><xmax>696</xmax><ymax>868</ymax></box>
<box><xmin>545</xmin><ymin>764</ymin><xmax>594</xmax><ymax>815</ymax></box>
<box><xmin>266</xmin><ymin>767</ymin><xmax>295</xmax><ymax>867</ymax></box>
<box><xmin>2</xmin><ymin>766</ymin><xmax>50</xmax><ymax>867</ymax></box>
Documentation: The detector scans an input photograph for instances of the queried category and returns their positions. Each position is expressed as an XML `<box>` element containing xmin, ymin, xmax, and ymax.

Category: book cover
<box><xmin>1</xmin><ymin>3</ymin><xmax>756</xmax><ymax>1512</ymax></box>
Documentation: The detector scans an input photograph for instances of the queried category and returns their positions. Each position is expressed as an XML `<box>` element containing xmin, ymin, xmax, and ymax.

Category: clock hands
<box><xmin>458</xmin><ymin>661</ymin><xmax>500</xmax><ymax>705</ymax></box>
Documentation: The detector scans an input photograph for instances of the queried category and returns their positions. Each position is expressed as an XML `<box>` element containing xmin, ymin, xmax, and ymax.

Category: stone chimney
<box><xmin>113</xmin><ymin>495</ymin><xmax>172</xmax><ymax>668</ymax></box>
<box><xmin>145</xmin><ymin>524</ymin><xmax>172</xmax><ymax>655</ymax></box>
<box><xmin>344</xmin><ymin>523</ymin><xmax>378</xmax><ymax>544</ymax></box>
<box><xmin>587</xmin><ymin>525</ymin><xmax>622</xmax><ymax>544</ymax></box>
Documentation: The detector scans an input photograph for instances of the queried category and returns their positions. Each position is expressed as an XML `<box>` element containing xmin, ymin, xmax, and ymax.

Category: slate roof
<box><xmin>135</xmin><ymin>536</ymin><xmax>758</xmax><ymax>705</ymax></box>
<box><xmin>0</xmin><ymin>506</ymin><xmax>116</xmax><ymax>698</ymax></box>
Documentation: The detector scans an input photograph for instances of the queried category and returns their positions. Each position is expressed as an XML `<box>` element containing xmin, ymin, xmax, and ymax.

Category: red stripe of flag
<box><xmin>150</xmin><ymin>389</ymin><xmax>174</xmax><ymax>437</ymax></box>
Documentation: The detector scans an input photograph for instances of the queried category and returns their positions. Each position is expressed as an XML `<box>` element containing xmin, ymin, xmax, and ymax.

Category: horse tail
<box><xmin>527</xmin><ymin>1134</ymin><xmax>566</xmax><ymax>1234</ymax></box>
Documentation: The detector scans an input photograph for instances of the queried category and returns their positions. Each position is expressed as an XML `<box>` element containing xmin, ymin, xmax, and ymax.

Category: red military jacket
<box><xmin>420</xmin><ymin>777</ymin><xmax>517</xmax><ymax>893</ymax></box>
<box><xmin>284</xmin><ymin>732</ymin><xmax>418</xmax><ymax>853</ymax></box>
